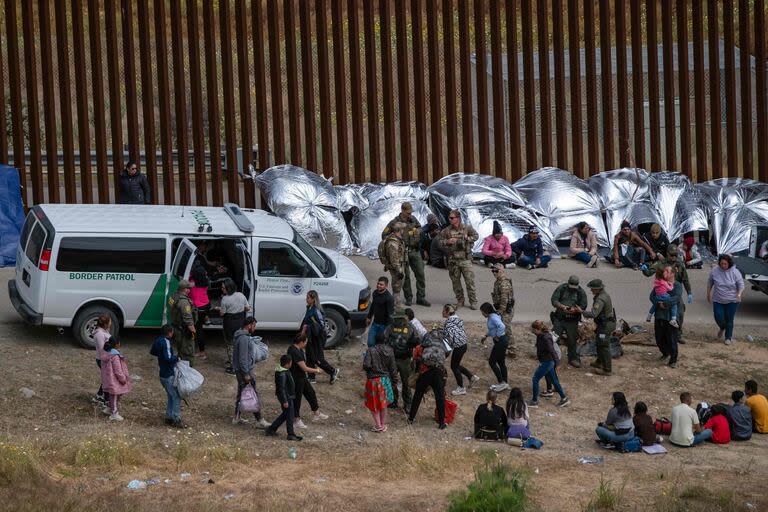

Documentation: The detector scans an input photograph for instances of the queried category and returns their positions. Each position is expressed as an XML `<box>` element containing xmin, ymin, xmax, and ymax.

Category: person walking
<box><xmin>382</xmin><ymin>223</ymin><xmax>407</xmax><ymax>307</ymax></box>
<box><xmin>117</xmin><ymin>161</ymin><xmax>152</xmax><ymax>204</ymax></box>
<box><xmin>527</xmin><ymin>320</ymin><xmax>570</xmax><ymax>408</ymax></box>
<box><xmin>100</xmin><ymin>337</ymin><xmax>133</xmax><ymax>421</ymax></box>
<box><xmin>382</xmin><ymin>202</ymin><xmax>430</xmax><ymax>306</ymax></box>
<box><xmin>363</xmin><ymin>330</ymin><xmax>399</xmax><ymax>432</ymax></box>
<box><xmin>569</xmin><ymin>221</ymin><xmax>599</xmax><ymax>267</ymax></box>
<box><xmin>366</xmin><ymin>276</ymin><xmax>395</xmax><ymax>348</ymax></box>
<box><xmin>216</xmin><ymin>278</ymin><xmax>251</xmax><ymax>374</ymax></box>
<box><xmin>441</xmin><ymin>209</ymin><xmax>479</xmax><ymax>309</ymax></box>
<box><xmin>301</xmin><ymin>290</ymin><xmax>339</xmax><ymax>384</ymax></box>
<box><xmin>582</xmin><ymin>279</ymin><xmax>616</xmax><ymax>376</ymax></box>
<box><xmin>652</xmin><ymin>266</ymin><xmax>683</xmax><ymax>368</ymax></box>
<box><xmin>232</xmin><ymin>317</ymin><xmax>271</xmax><ymax>428</ymax></box>
<box><xmin>384</xmin><ymin>313</ymin><xmax>418</xmax><ymax>413</ymax></box>
<box><xmin>407</xmin><ymin>334</ymin><xmax>448</xmax><ymax>429</ymax></box>
<box><xmin>168</xmin><ymin>280</ymin><xmax>197</xmax><ymax>367</ymax></box>
<box><xmin>150</xmin><ymin>325</ymin><xmax>186</xmax><ymax>428</ymax></box>
<box><xmin>265</xmin><ymin>355</ymin><xmax>302</xmax><ymax>441</ymax></box>
<box><xmin>707</xmin><ymin>254</ymin><xmax>744</xmax><ymax>345</ymax></box>
<box><xmin>550</xmin><ymin>275</ymin><xmax>588</xmax><ymax>368</ymax></box>
<box><xmin>480</xmin><ymin>303</ymin><xmax>509</xmax><ymax>393</ymax></box>
<box><xmin>287</xmin><ymin>334</ymin><xmax>328</xmax><ymax>430</ymax></box>
<box><xmin>490</xmin><ymin>263</ymin><xmax>516</xmax><ymax>358</ymax></box>
<box><xmin>642</xmin><ymin>246</ymin><xmax>692</xmax><ymax>340</ymax></box>
<box><xmin>442</xmin><ymin>304</ymin><xmax>478</xmax><ymax>396</ymax></box>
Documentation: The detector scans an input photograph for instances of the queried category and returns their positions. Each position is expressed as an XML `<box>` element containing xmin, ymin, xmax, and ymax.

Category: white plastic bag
<box><xmin>249</xmin><ymin>336</ymin><xmax>269</xmax><ymax>364</ymax></box>
<box><xmin>174</xmin><ymin>360</ymin><xmax>204</xmax><ymax>398</ymax></box>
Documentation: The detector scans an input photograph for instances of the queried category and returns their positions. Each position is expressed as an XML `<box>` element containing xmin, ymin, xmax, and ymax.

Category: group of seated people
<box><xmin>471</xmin><ymin>379</ymin><xmax>768</xmax><ymax>449</ymax></box>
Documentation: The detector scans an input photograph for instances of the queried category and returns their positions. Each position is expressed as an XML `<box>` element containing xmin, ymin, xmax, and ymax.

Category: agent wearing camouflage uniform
<box><xmin>383</xmin><ymin>223</ymin><xmax>407</xmax><ymax>306</ymax></box>
<box><xmin>382</xmin><ymin>202</ymin><xmax>430</xmax><ymax>307</ymax></box>
<box><xmin>441</xmin><ymin>209</ymin><xmax>480</xmax><ymax>309</ymax></box>
<box><xmin>168</xmin><ymin>280</ymin><xmax>198</xmax><ymax>367</ymax></box>
<box><xmin>490</xmin><ymin>263</ymin><xmax>516</xmax><ymax>357</ymax></box>
<box><xmin>550</xmin><ymin>275</ymin><xmax>588</xmax><ymax>368</ymax></box>
<box><xmin>582</xmin><ymin>279</ymin><xmax>616</xmax><ymax>376</ymax></box>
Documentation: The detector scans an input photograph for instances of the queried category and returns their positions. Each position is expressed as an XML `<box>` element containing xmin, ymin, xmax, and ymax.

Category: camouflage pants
<box><xmin>448</xmin><ymin>259</ymin><xmax>477</xmax><ymax>305</ymax></box>
<box><xmin>390</xmin><ymin>269</ymin><xmax>404</xmax><ymax>307</ymax></box>
<box><xmin>501</xmin><ymin>311</ymin><xmax>515</xmax><ymax>354</ymax></box>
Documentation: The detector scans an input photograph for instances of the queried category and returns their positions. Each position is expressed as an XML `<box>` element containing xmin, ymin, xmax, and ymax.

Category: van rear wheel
<box><xmin>323</xmin><ymin>308</ymin><xmax>347</xmax><ymax>349</ymax></box>
<box><xmin>72</xmin><ymin>305</ymin><xmax>119</xmax><ymax>349</ymax></box>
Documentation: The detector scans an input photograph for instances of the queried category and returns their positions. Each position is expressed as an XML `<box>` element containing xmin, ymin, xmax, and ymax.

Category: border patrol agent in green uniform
<box><xmin>582</xmin><ymin>279</ymin><xmax>616</xmax><ymax>375</ymax></box>
<box><xmin>382</xmin><ymin>202</ymin><xmax>430</xmax><ymax>307</ymax></box>
<box><xmin>168</xmin><ymin>280</ymin><xmax>198</xmax><ymax>367</ymax></box>
<box><xmin>550</xmin><ymin>275</ymin><xmax>588</xmax><ymax>368</ymax></box>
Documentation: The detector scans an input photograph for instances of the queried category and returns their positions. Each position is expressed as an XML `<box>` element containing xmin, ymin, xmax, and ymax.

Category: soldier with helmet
<box><xmin>582</xmin><ymin>279</ymin><xmax>617</xmax><ymax>376</ymax></box>
<box><xmin>168</xmin><ymin>280</ymin><xmax>198</xmax><ymax>367</ymax></box>
<box><xmin>382</xmin><ymin>202</ymin><xmax>430</xmax><ymax>307</ymax></box>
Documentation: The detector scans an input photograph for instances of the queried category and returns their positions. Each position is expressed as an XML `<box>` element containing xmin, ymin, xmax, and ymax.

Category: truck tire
<box><xmin>323</xmin><ymin>308</ymin><xmax>347</xmax><ymax>349</ymax></box>
<box><xmin>72</xmin><ymin>305</ymin><xmax>119</xmax><ymax>349</ymax></box>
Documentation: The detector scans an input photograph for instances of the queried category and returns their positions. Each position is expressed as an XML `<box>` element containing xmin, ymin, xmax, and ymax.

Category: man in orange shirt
<box><xmin>745</xmin><ymin>380</ymin><xmax>768</xmax><ymax>434</ymax></box>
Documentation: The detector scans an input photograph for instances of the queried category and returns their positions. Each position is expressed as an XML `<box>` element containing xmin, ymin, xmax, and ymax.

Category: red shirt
<box><xmin>703</xmin><ymin>415</ymin><xmax>731</xmax><ymax>444</ymax></box>
<box><xmin>412</xmin><ymin>345</ymin><xmax>429</xmax><ymax>374</ymax></box>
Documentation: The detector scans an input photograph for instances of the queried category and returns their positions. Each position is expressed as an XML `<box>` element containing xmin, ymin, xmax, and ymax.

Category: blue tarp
<box><xmin>0</xmin><ymin>164</ymin><xmax>25</xmax><ymax>267</ymax></box>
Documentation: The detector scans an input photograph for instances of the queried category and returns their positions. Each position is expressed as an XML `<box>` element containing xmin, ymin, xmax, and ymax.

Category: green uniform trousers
<box><xmin>552</xmin><ymin>317</ymin><xmax>580</xmax><ymax>364</ymax></box>
<box><xmin>394</xmin><ymin>357</ymin><xmax>413</xmax><ymax>409</ymax></box>
<box><xmin>403</xmin><ymin>250</ymin><xmax>426</xmax><ymax>302</ymax></box>
<box><xmin>595</xmin><ymin>322</ymin><xmax>615</xmax><ymax>373</ymax></box>
<box><xmin>174</xmin><ymin>327</ymin><xmax>197</xmax><ymax>368</ymax></box>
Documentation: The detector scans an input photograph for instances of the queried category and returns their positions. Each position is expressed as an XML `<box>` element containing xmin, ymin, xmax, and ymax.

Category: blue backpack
<box><xmin>620</xmin><ymin>437</ymin><xmax>642</xmax><ymax>453</ymax></box>
<box><xmin>522</xmin><ymin>436</ymin><xmax>543</xmax><ymax>449</ymax></box>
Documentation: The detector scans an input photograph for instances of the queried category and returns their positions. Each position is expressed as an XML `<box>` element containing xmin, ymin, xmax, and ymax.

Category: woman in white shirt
<box><xmin>216</xmin><ymin>278</ymin><xmax>251</xmax><ymax>374</ymax></box>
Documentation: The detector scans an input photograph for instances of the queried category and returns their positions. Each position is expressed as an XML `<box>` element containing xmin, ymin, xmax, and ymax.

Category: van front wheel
<box><xmin>323</xmin><ymin>308</ymin><xmax>347</xmax><ymax>349</ymax></box>
<box><xmin>73</xmin><ymin>305</ymin><xmax>119</xmax><ymax>349</ymax></box>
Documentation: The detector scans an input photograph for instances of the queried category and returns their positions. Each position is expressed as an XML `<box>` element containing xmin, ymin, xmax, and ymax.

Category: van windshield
<box><xmin>292</xmin><ymin>228</ymin><xmax>330</xmax><ymax>276</ymax></box>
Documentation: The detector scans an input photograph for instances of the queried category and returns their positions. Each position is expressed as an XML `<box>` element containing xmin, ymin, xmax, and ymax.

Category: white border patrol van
<box><xmin>8</xmin><ymin>203</ymin><xmax>371</xmax><ymax>348</ymax></box>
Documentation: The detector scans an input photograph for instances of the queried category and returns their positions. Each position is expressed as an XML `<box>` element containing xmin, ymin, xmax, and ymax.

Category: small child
<box><xmin>404</xmin><ymin>308</ymin><xmax>427</xmax><ymax>341</ymax></box>
<box><xmin>265</xmin><ymin>355</ymin><xmax>302</xmax><ymax>441</ymax></box>
<box><xmin>647</xmin><ymin>267</ymin><xmax>679</xmax><ymax>328</ymax></box>
<box><xmin>100</xmin><ymin>337</ymin><xmax>132</xmax><ymax>421</ymax></box>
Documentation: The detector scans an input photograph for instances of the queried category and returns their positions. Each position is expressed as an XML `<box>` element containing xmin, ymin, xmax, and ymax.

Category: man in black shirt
<box><xmin>366</xmin><ymin>276</ymin><xmax>395</xmax><ymax>348</ymax></box>
<box><xmin>286</xmin><ymin>334</ymin><xmax>327</xmax><ymax>430</ymax></box>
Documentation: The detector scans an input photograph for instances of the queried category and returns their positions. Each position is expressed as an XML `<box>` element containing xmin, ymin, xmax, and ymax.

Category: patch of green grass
<box><xmin>446</xmin><ymin>456</ymin><xmax>532</xmax><ymax>512</ymax></box>
<box><xmin>0</xmin><ymin>441</ymin><xmax>40</xmax><ymax>485</ymax></box>
<box><xmin>655</xmin><ymin>484</ymin><xmax>754</xmax><ymax>512</ymax></box>
<box><xmin>584</xmin><ymin>478</ymin><xmax>624</xmax><ymax>511</ymax></box>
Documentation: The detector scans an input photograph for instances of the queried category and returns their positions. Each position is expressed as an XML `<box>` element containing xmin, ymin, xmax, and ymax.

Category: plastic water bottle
<box><xmin>288</xmin><ymin>447</ymin><xmax>298</xmax><ymax>460</ymax></box>
<box><xmin>746</xmin><ymin>335</ymin><xmax>754</xmax><ymax>343</ymax></box>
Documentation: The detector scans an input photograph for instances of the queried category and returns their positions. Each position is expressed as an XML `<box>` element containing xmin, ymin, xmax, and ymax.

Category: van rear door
<box><xmin>164</xmin><ymin>238</ymin><xmax>197</xmax><ymax>322</ymax></box>
<box><xmin>13</xmin><ymin>209</ymin><xmax>53</xmax><ymax>316</ymax></box>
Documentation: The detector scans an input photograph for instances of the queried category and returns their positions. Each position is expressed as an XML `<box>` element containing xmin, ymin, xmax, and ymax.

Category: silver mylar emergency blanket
<box><xmin>358</xmin><ymin>181</ymin><xmax>429</xmax><ymax>205</ymax></box>
<box><xmin>351</xmin><ymin>198</ymin><xmax>435</xmax><ymax>258</ymax></box>
<box><xmin>648</xmin><ymin>172</ymin><xmax>709</xmax><ymax>242</ymax></box>
<box><xmin>427</xmin><ymin>173</ymin><xmax>526</xmax><ymax>224</ymax></box>
<box><xmin>588</xmin><ymin>168</ymin><xmax>660</xmax><ymax>243</ymax></box>
<box><xmin>512</xmin><ymin>167</ymin><xmax>608</xmax><ymax>247</ymax></box>
<box><xmin>253</xmin><ymin>165</ymin><xmax>354</xmax><ymax>253</ymax></box>
<box><xmin>461</xmin><ymin>205</ymin><xmax>557</xmax><ymax>254</ymax></box>
<box><xmin>696</xmin><ymin>178</ymin><xmax>768</xmax><ymax>254</ymax></box>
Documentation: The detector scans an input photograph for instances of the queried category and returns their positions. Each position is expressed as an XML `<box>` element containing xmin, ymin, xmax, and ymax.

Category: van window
<box><xmin>19</xmin><ymin>213</ymin><xmax>36</xmax><ymax>252</ymax></box>
<box><xmin>56</xmin><ymin>237</ymin><xmax>166</xmax><ymax>274</ymax></box>
<box><xmin>24</xmin><ymin>223</ymin><xmax>47</xmax><ymax>266</ymax></box>
<box><xmin>258</xmin><ymin>241</ymin><xmax>316</xmax><ymax>278</ymax></box>
<box><xmin>291</xmin><ymin>228</ymin><xmax>330</xmax><ymax>277</ymax></box>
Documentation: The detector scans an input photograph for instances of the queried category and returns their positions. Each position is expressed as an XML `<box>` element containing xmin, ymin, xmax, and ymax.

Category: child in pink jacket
<box><xmin>100</xmin><ymin>337</ymin><xmax>133</xmax><ymax>421</ymax></box>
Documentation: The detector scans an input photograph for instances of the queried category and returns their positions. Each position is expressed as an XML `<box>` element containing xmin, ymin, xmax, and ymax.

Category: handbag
<box><xmin>238</xmin><ymin>385</ymin><xmax>261</xmax><ymax>413</ymax></box>
<box><xmin>654</xmin><ymin>417</ymin><xmax>672</xmax><ymax>435</ymax></box>
<box><xmin>436</xmin><ymin>399</ymin><xmax>457</xmax><ymax>424</ymax></box>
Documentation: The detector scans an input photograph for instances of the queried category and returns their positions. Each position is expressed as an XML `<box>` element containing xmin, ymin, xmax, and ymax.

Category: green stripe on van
<box><xmin>135</xmin><ymin>274</ymin><xmax>168</xmax><ymax>327</ymax></box>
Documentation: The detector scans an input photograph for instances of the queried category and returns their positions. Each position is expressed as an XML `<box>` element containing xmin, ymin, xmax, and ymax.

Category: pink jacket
<box><xmin>482</xmin><ymin>234</ymin><xmax>512</xmax><ymax>259</ymax></box>
<box><xmin>94</xmin><ymin>327</ymin><xmax>110</xmax><ymax>361</ymax></box>
<box><xmin>100</xmin><ymin>350</ymin><xmax>133</xmax><ymax>395</ymax></box>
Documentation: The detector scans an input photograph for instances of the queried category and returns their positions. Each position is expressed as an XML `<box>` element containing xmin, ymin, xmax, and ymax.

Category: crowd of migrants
<box><xmin>94</xmin><ymin>193</ymin><xmax>765</xmax><ymax>448</ymax></box>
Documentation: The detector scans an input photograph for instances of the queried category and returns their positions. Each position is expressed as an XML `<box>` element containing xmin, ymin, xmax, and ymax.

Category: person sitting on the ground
<box><xmin>595</xmin><ymin>392</ymin><xmax>635</xmax><ymax>448</ymax></box>
<box><xmin>642</xmin><ymin>224</ymin><xmax>670</xmax><ymax>263</ymax></box>
<box><xmin>633</xmin><ymin>401</ymin><xmax>657</xmax><ymax>446</ymax></box>
<box><xmin>511</xmin><ymin>227</ymin><xmax>551</xmax><ymax>270</ymax></box>
<box><xmin>506</xmin><ymin>387</ymin><xmax>531</xmax><ymax>441</ymax></box>
<box><xmin>608</xmin><ymin>220</ymin><xmax>656</xmax><ymax>269</ymax></box>
<box><xmin>670</xmin><ymin>392</ymin><xmax>712</xmax><ymax>447</ymax></box>
<box><xmin>728</xmin><ymin>390</ymin><xmax>753</xmax><ymax>441</ymax></box>
<box><xmin>745</xmin><ymin>380</ymin><xmax>768</xmax><ymax>434</ymax></box>
<box><xmin>569</xmin><ymin>221</ymin><xmax>599</xmax><ymax>268</ymax></box>
<box><xmin>703</xmin><ymin>404</ymin><xmax>731</xmax><ymax>444</ymax></box>
<box><xmin>473</xmin><ymin>390</ymin><xmax>507</xmax><ymax>440</ymax></box>
<box><xmin>482</xmin><ymin>221</ymin><xmax>515</xmax><ymax>268</ymax></box>
<box><xmin>647</xmin><ymin>266</ymin><xmax>679</xmax><ymax>328</ymax></box>
<box><xmin>679</xmin><ymin>236</ymin><xmax>703</xmax><ymax>269</ymax></box>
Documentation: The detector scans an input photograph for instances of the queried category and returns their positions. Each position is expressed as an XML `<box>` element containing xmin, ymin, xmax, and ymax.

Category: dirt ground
<box><xmin>1</xmin><ymin>320</ymin><xmax>768</xmax><ymax>511</ymax></box>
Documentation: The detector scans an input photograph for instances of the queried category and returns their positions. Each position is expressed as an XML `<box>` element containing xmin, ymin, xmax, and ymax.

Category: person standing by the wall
<box><xmin>118</xmin><ymin>161</ymin><xmax>152</xmax><ymax>204</ymax></box>
<box><xmin>382</xmin><ymin>202</ymin><xmax>430</xmax><ymax>306</ymax></box>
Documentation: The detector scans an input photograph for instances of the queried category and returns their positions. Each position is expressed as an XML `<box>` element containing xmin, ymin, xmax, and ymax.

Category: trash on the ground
<box><xmin>315</xmin><ymin>477</ymin><xmax>327</xmax><ymax>483</ymax></box>
<box><xmin>51</xmin><ymin>375</ymin><xmax>62</xmax><ymax>380</ymax></box>
<box><xmin>145</xmin><ymin>478</ymin><xmax>160</xmax><ymax>485</ymax></box>
<box><xmin>578</xmin><ymin>456</ymin><xmax>604</xmax><ymax>465</ymax></box>
<box><xmin>207</xmin><ymin>478</ymin><xmax>215</xmax><ymax>484</ymax></box>
<box><xmin>534</xmin><ymin>468</ymin><xmax>540</xmax><ymax>474</ymax></box>
<box><xmin>224</xmin><ymin>493</ymin><xmax>235</xmax><ymax>500</ymax></box>
<box><xmin>202</xmin><ymin>471</ymin><xmax>210</xmax><ymax>475</ymax></box>
<box><xmin>338</xmin><ymin>422</ymin><xmax>346</xmax><ymax>427</ymax></box>
<box><xmin>163</xmin><ymin>479</ymin><xmax>172</xmax><ymax>484</ymax></box>
<box><xmin>345</xmin><ymin>409</ymin><xmax>353</xmax><ymax>415</ymax></box>
<box><xmin>316</xmin><ymin>435</ymin><xmax>323</xmax><ymax>439</ymax></box>
<box><xmin>288</xmin><ymin>447</ymin><xmax>298</xmax><ymax>459</ymax></box>
<box><xmin>545</xmin><ymin>412</ymin><xmax>557</xmax><ymax>417</ymax></box>
<box><xmin>463</xmin><ymin>436</ymin><xmax>473</xmax><ymax>441</ymax></box>
<box><xmin>130</xmin><ymin>374</ymin><xmax>142</xmax><ymax>381</ymax></box>
<box><xmin>141</xmin><ymin>406</ymin><xmax>150</xmax><ymax>410</ymax></box>
<box><xmin>746</xmin><ymin>503</ymin><xmax>756</xmax><ymax>509</ymax></box>
<box><xmin>127</xmin><ymin>480</ymin><xmax>147</xmax><ymax>490</ymax></box>
<box><xmin>180</xmin><ymin>472</ymin><xmax>192</xmax><ymax>480</ymax></box>
<box><xmin>746</xmin><ymin>335</ymin><xmax>754</xmax><ymax>342</ymax></box>
<box><xmin>19</xmin><ymin>387</ymin><xmax>36</xmax><ymax>399</ymax></box>
<box><xmin>584</xmin><ymin>373</ymin><xmax>594</xmax><ymax>377</ymax></box>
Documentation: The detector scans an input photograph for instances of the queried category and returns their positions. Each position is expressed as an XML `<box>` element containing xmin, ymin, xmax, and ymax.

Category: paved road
<box><xmin>2</xmin><ymin>257</ymin><xmax>766</xmax><ymax>337</ymax></box>
<box><xmin>350</xmin><ymin>256</ymin><xmax>768</xmax><ymax>327</ymax></box>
